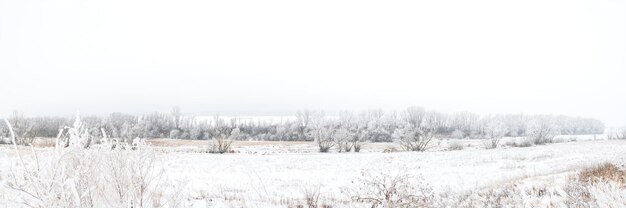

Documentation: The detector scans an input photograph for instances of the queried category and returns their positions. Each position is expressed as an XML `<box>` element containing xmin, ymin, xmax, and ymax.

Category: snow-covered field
<box><xmin>158</xmin><ymin>139</ymin><xmax>626</xmax><ymax>207</ymax></box>
<box><xmin>1</xmin><ymin>136</ymin><xmax>625</xmax><ymax>207</ymax></box>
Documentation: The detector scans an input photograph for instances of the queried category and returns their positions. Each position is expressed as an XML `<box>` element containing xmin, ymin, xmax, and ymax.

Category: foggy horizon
<box><xmin>1</xmin><ymin>0</ymin><xmax>625</xmax><ymax>126</ymax></box>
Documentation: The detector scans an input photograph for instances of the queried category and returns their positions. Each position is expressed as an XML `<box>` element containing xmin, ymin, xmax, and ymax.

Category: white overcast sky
<box><xmin>1</xmin><ymin>0</ymin><xmax>625</xmax><ymax>126</ymax></box>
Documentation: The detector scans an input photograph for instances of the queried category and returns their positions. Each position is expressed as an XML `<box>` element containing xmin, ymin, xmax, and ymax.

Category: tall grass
<box><xmin>3</xmin><ymin>117</ymin><xmax>186</xmax><ymax>208</ymax></box>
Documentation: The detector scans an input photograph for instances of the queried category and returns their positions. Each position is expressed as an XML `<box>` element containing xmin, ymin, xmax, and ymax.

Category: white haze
<box><xmin>0</xmin><ymin>0</ymin><xmax>625</xmax><ymax>126</ymax></box>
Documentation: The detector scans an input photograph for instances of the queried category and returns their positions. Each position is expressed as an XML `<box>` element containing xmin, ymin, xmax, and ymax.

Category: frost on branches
<box><xmin>3</xmin><ymin>116</ymin><xmax>186</xmax><ymax>208</ymax></box>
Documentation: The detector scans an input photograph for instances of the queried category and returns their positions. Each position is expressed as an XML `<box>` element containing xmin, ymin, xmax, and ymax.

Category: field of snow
<box><xmin>157</xmin><ymin>139</ymin><xmax>625</xmax><ymax>207</ymax></box>
<box><xmin>1</xmin><ymin>136</ymin><xmax>625</xmax><ymax>207</ymax></box>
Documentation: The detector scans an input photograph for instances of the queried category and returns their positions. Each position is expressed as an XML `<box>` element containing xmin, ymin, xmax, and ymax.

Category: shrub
<box><xmin>451</xmin><ymin>130</ymin><xmax>464</xmax><ymax>139</ymax></box>
<box><xmin>527</xmin><ymin>117</ymin><xmax>558</xmax><ymax>145</ymax></box>
<box><xmin>302</xmin><ymin>186</ymin><xmax>325</xmax><ymax>208</ymax></box>
<box><xmin>448</xmin><ymin>140</ymin><xmax>464</xmax><ymax>151</ymax></box>
<box><xmin>576</xmin><ymin>163</ymin><xmax>626</xmax><ymax>186</ymax></box>
<box><xmin>516</xmin><ymin>139</ymin><xmax>533</xmax><ymax>147</ymax></box>
<box><xmin>3</xmin><ymin>117</ymin><xmax>186</xmax><ymax>208</ymax></box>
<box><xmin>334</xmin><ymin>129</ymin><xmax>352</xmax><ymax>153</ymax></box>
<box><xmin>289</xmin><ymin>185</ymin><xmax>333</xmax><ymax>208</ymax></box>
<box><xmin>607</xmin><ymin>127</ymin><xmax>626</xmax><ymax>140</ymax></box>
<box><xmin>310</xmin><ymin>123</ymin><xmax>336</xmax><ymax>153</ymax></box>
<box><xmin>383</xmin><ymin>147</ymin><xmax>399</xmax><ymax>153</ymax></box>
<box><xmin>481</xmin><ymin>139</ymin><xmax>498</xmax><ymax>149</ymax></box>
<box><xmin>505</xmin><ymin>139</ymin><xmax>533</xmax><ymax>148</ymax></box>
<box><xmin>394</xmin><ymin>124</ymin><xmax>437</xmax><ymax>152</ymax></box>
<box><xmin>564</xmin><ymin>163</ymin><xmax>626</xmax><ymax>207</ymax></box>
<box><xmin>209</xmin><ymin>127</ymin><xmax>233</xmax><ymax>154</ymax></box>
<box><xmin>394</xmin><ymin>107</ymin><xmax>441</xmax><ymax>152</ymax></box>
<box><xmin>481</xmin><ymin>115</ymin><xmax>507</xmax><ymax>149</ymax></box>
<box><xmin>351</xmin><ymin>126</ymin><xmax>366</xmax><ymax>153</ymax></box>
<box><xmin>169</xmin><ymin>129</ymin><xmax>181</xmax><ymax>139</ymax></box>
<box><xmin>345</xmin><ymin>170</ymin><xmax>434</xmax><ymax>208</ymax></box>
<box><xmin>0</xmin><ymin>136</ymin><xmax>10</xmax><ymax>144</ymax></box>
<box><xmin>6</xmin><ymin>111</ymin><xmax>36</xmax><ymax>145</ymax></box>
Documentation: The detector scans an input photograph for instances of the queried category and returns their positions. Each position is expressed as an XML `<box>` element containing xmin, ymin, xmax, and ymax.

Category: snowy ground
<box><xmin>156</xmin><ymin>139</ymin><xmax>625</xmax><ymax>207</ymax></box>
<box><xmin>1</xmin><ymin>136</ymin><xmax>625</xmax><ymax>207</ymax></box>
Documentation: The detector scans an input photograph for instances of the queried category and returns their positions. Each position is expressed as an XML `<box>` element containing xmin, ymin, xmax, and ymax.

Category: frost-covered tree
<box><xmin>1</xmin><ymin>108</ymin><xmax>607</xmax><ymax>144</ymax></box>
<box><xmin>527</xmin><ymin>116</ymin><xmax>559</xmax><ymax>145</ymax></box>
<box><xmin>351</xmin><ymin>115</ymin><xmax>371</xmax><ymax>152</ymax></box>
<box><xmin>209</xmin><ymin>126</ymin><xmax>234</xmax><ymax>154</ymax></box>
<box><xmin>607</xmin><ymin>127</ymin><xmax>626</xmax><ymax>140</ymax></box>
<box><xmin>393</xmin><ymin>107</ymin><xmax>440</xmax><ymax>152</ymax></box>
<box><xmin>171</xmin><ymin>106</ymin><xmax>182</xmax><ymax>130</ymax></box>
<box><xmin>481</xmin><ymin>115</ymin><xmax>508</xmax><ymax>149</ymax></box>
<box><xmin>296</xmin><ymin>110</ymin><xmax>324</xmax><ymax>141</ymax></box>
<box><xmin>169</xmin><ymin>129</ymin><xmax>181</xmax><ymax>139</ymax></box>
<box><xmin>448</xmin><ymin>111</ymin><xmax>479</xmax><ymax>138</ymax></box>
<box><xmin>310</xmin><ymin>119</ymin><xmax>336</xmax><ymax>153</ymax></box>
<box><xmin>334</xmin><ymin>128</ymin><xmax>352</xmax><ymax>153</ymax></box>
<box><xmin>335</xmin><ymin>111</ymin><xmax>370</xmax><ymax>152</ymax></box>
<box><xmin>7</xmin><ymin>111</ymin><xmax>36</xmax><ymax>145</ymax></box>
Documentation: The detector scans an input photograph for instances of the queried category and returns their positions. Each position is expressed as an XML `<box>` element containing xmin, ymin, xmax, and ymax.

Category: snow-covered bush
<box><xmin>6</xmin><ymin>111</ymin><xmax>36</xmax><ymax>145</ymax></box>
<box><xmin>287</xmin><ymin>184</ymin><xmax>334</xmax><ymax>208</ymax></box>
<box><xmin>451</xmin><ymin>130</ymin><xmax>464</xmax><ymax>139</ymax></box>
<box><xmin>209</xmin><ymin>127</ymin><xmax>234</xmax><ymax>154</ymax></box>
<box><xmin>607</xmin><ymin>127</ymin><xmax>626</xmax><ymax>140</ymax></box>
<box><xmin>334</xmin><ymin>128</ymin><xmax>352</xmax><ymax>153</ymax></box>
<box><xmin>448</xmin><ymin>140</ymin><xmax>464</xmax><ymax>151</ymax></box>
<box><xmin>527</xmin><ymin>116</ymin><xmax>558</xmax><ymax>145</ymax></box>
<box><xmin>517</xmin><ymin>139</ymin><xmax>534</xmax><ymax>147</ymax></box>
<box><xmin>564</xmin><ymin>163</ymin><xmax>626</xmax><ymax>207</ymax></box>
<box><xmin>303</xmin><ymin>186</ymin><xmax>322</xmax><ymax>208</ymax></box>
<box><xmin>169</xmin><ymin>129</ymin><xmax>181</xmax><ymax>139</ymax></box>
<box><xmin>334</xmin><ymin>112</ymin><xmax>371</xmax><ymax>153</ymax></box>
<box><xmin>296</xmin><ymin>110</ymin><xmax>324</xmax><ymax>141</ymax></box>
<box><xmin>394</xmin><ymin>107</ymin><xmax>440</xmax><ymax>152</ymax></box>
<box><xmin>345</xmin><ymin>170</ymin><xmax>434</xmax><ymax>208</ymax></box>
<box><xmin>3</xmin><ymin>117</ymin><xmax>186</xmax><ymax>208</ymax></box>
<box><xmin>348</xmin><ymin>116</ymin><xmax>369</xmax><ymax>153</ymax></box>
<box><xmin>481</xmin><ymin>116</ymin><xmax>508</xmax><ymax>149</ymax></box>
<box><xmin>0</xmin><ymin>136</ymin><xmax>10</xmax><ymax>144</ymax></box>
<box><xmin>310</xmin><ymin>122</ymin><xmax>336</xmax><ymax>153</ymax></box>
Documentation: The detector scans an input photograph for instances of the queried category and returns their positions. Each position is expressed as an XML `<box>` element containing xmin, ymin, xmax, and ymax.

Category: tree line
<box><xmin>0</xmin><ymin>107</ymin><xmax>605</xmax><ymax>146</ymax></box>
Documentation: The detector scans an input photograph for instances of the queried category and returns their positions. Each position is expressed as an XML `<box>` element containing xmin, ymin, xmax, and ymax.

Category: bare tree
<box><xmin>481</xmin><ymin>115</ymin><xmax>508</xmax><ymax>149</ymax></box>
<box><xmin>296</xmin><ymin>110</ymin><xmax>325</xmax><ymax>141</ymax></box>
<box><xmin>351</xmin><ymin>122</ymin><xmax>368</xmax><ymax>152</ymax></box>
<box><xmin>617</xmin><ymin>127</ymin><xmax>626</xmax><ymax>140</ymax></box>
<box><xmin>394</xmin><ymin>107</ymin><xmax>439</xmax><ymax>152</ymax></box>
<box><xmin>527</xmin><ymin>116</ymin><xmax>558</xmax><ymax>145</ymax></box>
<box><xmin>607</xmin><ymin>127</ymin><xmax>626</xmax><ymax>140</ymax></box>
<box><xmin>310</xmin><ymin>121</ymin><xmax>335</xmax><ymax>153</ymax></box>
<box><xmin>335</xmin><ymin>111</ymin><xmax>356</xmax><ymax>152</ymax></box>
<box><xmin>171</xmin><ymin>106</ymin><xmax>182</xmax><ymax>130</ymax></box>
<box><xmin>8</xmin><ymin>110</ymin><xmax>36</xmax><ymax>145</ymax></box>
<box><xmin>209</xmin><ymin>126</ymin><xmax>234</xmax><ymax>154</ymax></box>
<box><xmin>334</xmin><ymin>128</ymin><xmax>352</xmax><ymax>153</ymax></box>
<box><xmin>339</xmin><ymin>112</ymin><xmax>369</xmax><ymax>152</ymax></box>
<box><xmin>296</xmin><ymin>110</ymin><xmax>311</xmax><ymax>141</ymax></box>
